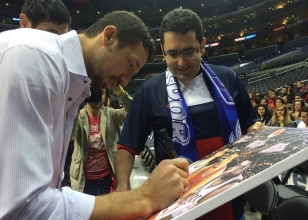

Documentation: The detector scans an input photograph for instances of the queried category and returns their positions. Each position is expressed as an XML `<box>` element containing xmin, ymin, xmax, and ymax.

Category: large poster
<box><xmin>147</xmin><ymin>127</ymin><xmax>308</xmax><ymax>220</ymax></box>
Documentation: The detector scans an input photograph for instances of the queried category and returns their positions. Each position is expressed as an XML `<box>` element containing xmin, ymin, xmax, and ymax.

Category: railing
<box><xmin>275</xmin><ymin>58</ymin><xmax>308</xmax><ymax>76</ymax></box>
<box><xmin>248</xmin><ymin>73</ymin><xmax>270</xmax><ymax>85</ymax></box>
<box><xmin>249</xmin><ymin>68</ymin><xmax>259</xmax><ymax>74</ymax></box>
<box><xmin>238</xmin><ymin>74</ymin><xmax>245</xmax><ymax>80</ymax></box>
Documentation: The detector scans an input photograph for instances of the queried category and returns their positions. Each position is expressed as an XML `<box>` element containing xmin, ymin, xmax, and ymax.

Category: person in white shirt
<box><xmin>0</xmin><ymin>11</ymin><xmax>188</xmax><ymax>220</ymax></box>
<box><xmin>297</xmin><ymin>107</ymin><xmax>308</xmax><ymax>128</ymax></box>
<box><xmin>19</xmin><ymin>0</ymin><xmax>71</xmax><ymax>35</ymax></box>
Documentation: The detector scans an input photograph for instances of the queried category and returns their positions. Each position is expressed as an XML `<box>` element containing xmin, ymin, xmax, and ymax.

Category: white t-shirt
<box><xmin>297</xmin><ymin>121</ymin><xmax>307</xmax><ymax>128</ymax></box>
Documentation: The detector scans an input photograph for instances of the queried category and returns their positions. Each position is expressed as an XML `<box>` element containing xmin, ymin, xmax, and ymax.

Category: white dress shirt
<box><xmin>0</xmin><ymin>28</ymin><xmax>94</xmax><ymax>219</ymax></box>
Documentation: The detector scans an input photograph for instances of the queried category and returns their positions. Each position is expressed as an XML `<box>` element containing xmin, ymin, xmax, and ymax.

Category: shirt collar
<box><xmin>59</xmin><ymin>30</ymin><xmax>88</xmax><ymax>78</ymax></box>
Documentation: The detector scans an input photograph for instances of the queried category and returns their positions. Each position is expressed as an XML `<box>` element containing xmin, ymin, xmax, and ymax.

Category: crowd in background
<box><xmin>249</xmin><ymin>80</ymin><xmax>308</xmax><ymax>128</ymax></box>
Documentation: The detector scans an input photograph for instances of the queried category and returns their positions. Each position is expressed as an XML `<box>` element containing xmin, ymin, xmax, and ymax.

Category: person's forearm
<box><xmin>115</xmin><ymin>149</ymin><xmax>135</xmax><ymax>191</ymax></box>
<box><xmin>90</xmin><ymin>189</ymin><xmax>154</xmax><ymax>220</ymax></box>
<box><xmin>91</xmin><ymin>158</ymin><xmax>189</xmax><ymax>220</ymax></box>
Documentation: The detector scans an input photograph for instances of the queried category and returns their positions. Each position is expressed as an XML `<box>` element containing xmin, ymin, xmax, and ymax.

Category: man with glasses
<box><xmin>115</xmin><ymin>8</ymin><xmax>261</xmax><ymax>220</ymax></box>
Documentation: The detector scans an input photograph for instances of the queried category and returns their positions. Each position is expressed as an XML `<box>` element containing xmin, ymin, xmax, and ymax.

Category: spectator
<box><xmin>249</xmin><ymin>92</ymin><xmax>256</xmax><ymax>100</ymax></box>
<box><xmin>70</xmin><ymin>86</ymin><xmax>132</xmax><ymax>196</ymax></box>
<box><xmin>295</xmin><ymin>81</ymin><xmax>308</xmax><ymax>98</ymax></box>
<box><xmin>257</xmin><ymin>104</ymin><xmax>271</xmax><ymax>125</ymax></box>
<box><xmin>251</xmin><ymin>98</ymin><xmax>260</xmax><ymax>112</ymax></box>
<box><xmin>268</xmin><ymin>90</ymin><xmax>277</xmax><ymax>110</ymax></box>
<box><xmin>290</xmin><ymin>100</ymin><xmax>305</xmax><ymax>120</ymax></box>
<box><xmin>266</xmin><ymin>105</ymin><xmax>296</xmax><ymax>127</ymax></box>
<box><xmin>297</xmin><ymin>107</ymin><xmax>308</xmax><ymax>128</ymax></box>
<box><xmin>282</xmin><ymin>95</ymin><xmax>292</xmax><ymax>111</ymax></box>
<box><xmin>287</xmin><ymin>83</ymin><xmax>295</xmax><ymax>103</ymax></box>
<box><xmin>274</xmin><ymin>98</ymin><xmax>285</xmax><ymax>108</ymax></box>
<box><xmin>260</xmin><ymin>98</ymin><xmax>273</xmax><ymax>116</ymax></box>
<box><xmin>279</xmin><ymin>87</ymin><xmax>287</xmax><ymax>98</ymax></box>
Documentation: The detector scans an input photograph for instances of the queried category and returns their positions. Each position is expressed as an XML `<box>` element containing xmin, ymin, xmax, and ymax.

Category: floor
<box><xmin>130</xmin><ymin>155</ymin><xmax>261</xmax><ymax>220</ymax></box>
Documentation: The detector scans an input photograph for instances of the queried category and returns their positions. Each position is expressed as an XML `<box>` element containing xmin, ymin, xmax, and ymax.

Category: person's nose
<box><xmin>120</xmin><ymin>69</ymin><xmax>135</xmax><ymax>86</ymax></box>
<box><xmin>177</xmin><ymin>55</ymin><xmax>187</xmax><ymax>67</ymax></box>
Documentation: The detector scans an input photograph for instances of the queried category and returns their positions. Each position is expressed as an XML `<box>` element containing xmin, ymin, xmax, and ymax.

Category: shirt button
<box><xmin>68</xmin><ymin>97</ymin><xmax>72</xmax><ymax>101</ymax></box>
<box><xmin>83</xmin><ymin>80</ymin><xmax>87</xmax><ymax>84</ymax></box>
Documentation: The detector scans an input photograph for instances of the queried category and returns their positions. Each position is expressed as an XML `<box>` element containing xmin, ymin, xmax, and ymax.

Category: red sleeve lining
<box><xmin>117</xmin><ymin>144</ymin><xmax>140</xmax><ymax>155</ymax></box>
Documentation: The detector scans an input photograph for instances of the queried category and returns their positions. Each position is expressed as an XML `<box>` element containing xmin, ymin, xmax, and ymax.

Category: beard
<box><xmin>88</xmin><ymin>51</ymin><xmax>121</xmax><ymax>91</ymax></box>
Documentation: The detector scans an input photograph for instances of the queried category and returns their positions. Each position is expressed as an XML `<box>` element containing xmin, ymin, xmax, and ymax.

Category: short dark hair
<box><xmin>81</xmin><ymin>11</ymin><xmax>155</xmax><ymax>62</ymax></box>
<box><xmin>159</xmin><ymin>8</ymin><xmax>203</xmax><ymax>45</ymax></box>
<box><xmin>257</xmin><ymin>104</ymin><xmax>271</xmax><ymax>118</ymax></box>
<box><xmin>261</xmin><ymin>98</ymin><xmax>269</xmax><ymax>105</ymax></box>
<box><xmin>21</xmin><ymin>0</ymin><xmax>71</xmax><ymax>27</ymax></box>
<box><xmin>301</xmin><ymin>106</ymin><xmax>308</xmax><ymax>113</ymax></box>
<box><xmin>294</xmin><ymin>93</ymin><xmax>302</xmax><ymax>99</ymax></box>
<box><xmin>274</xmin><ymin>98</ymin><xmax>285</xmax><ymax>107</ymax></box>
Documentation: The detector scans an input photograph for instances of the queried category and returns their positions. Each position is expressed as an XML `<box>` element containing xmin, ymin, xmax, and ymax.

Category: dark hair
<box><xmin>261</xmin><ymin>98</ymin><xmax>269</xmax><ymax>106</ymax></box>
<box><xmin>159</xmin><ymin>8</ymin><xmax>203</xmax><ymax>45</ymax></box>
<box><xmin>21</xmin><ymin>0</ymin><xmax>71</xmax><ymax>27</ymax></box>
<box><xmin>251</xmin><ymin>98</ymin><xmax>260</xmax><ymax>105</ymax></box>
<box><xmin>274</xmin><ymin>98</ymin><xmax>285</xmax><ymax>107</ymax></box>
<box><xmin>257</xmin><ymin>104</ymin><xmax>271</xmax><ymax>119</ymax></box>
<box><xmin>282</xmin><ymin>95</ymin><xmax>290</xmax><ymax>102</ymax></box>
<box><xmin>81</xmin><ymin>11</ymin><xmax>155</xmax><ymax>62</ymax></box>
<box><xmin>104</xmin><ymin>88</ymin><xmax>111</xmax><ymax>99</ymax></box>
<box><xmin>292</xmin><ymin>100</ymin><xmax>305</xmax><ymax>113</ymax></box>
<box><xmin>287</xmin><ymin>84</ymin><xmax>294</xmax><ymax>90</ymax></box>
<box><xmin>108</xmin><ymin>96</ymin><xmax>122</xmax><ymax>109</ymax></box>
<box><xmin>294</xmin><ymin>93</ymin><xmax>303</xmax><ymax>99</ymax></box>
<box><xmin>301</xmin><ymin>106</ymin><xmax>308</xmax><ymax>114</ymax></box>
<box><xmin>249</xmin><ymin>92</ymin><xmax>256</xmax><ymax>100</ymax></box>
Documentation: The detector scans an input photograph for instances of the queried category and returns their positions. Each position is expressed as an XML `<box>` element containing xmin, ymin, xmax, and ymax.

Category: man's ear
<box><xmin>102</xmin><ymin>25</ymin><xmax>117</xmax><ymax>46</ymax></box>
<box><xmin>19</xmin><ymin>13</ymin><xmax>31</xmax><ymax>28</ymax></box>
<box><xmin>200</xmin><ymin>37</ymin><xmax>206</xmax><ymax>55</ymax></box>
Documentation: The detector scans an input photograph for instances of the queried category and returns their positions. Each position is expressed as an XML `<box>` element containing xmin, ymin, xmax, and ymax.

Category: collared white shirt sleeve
<box><xmin>0</xmin><ymin>29</ymin><xmax>94</xmax><ymax>219</ymax></box>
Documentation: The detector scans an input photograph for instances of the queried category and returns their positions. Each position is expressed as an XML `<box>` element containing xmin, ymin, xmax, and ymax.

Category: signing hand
<box><xmin>138</xmin><ymin>158</ymin><xmax>189</xmax><ymax>212</ymax></box>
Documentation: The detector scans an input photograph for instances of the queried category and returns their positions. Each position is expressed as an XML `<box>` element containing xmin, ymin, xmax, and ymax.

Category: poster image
<box><xmin>147</xmin><ymin>127</ymin><xmax>308</xmax><ymax>220</ymax></box>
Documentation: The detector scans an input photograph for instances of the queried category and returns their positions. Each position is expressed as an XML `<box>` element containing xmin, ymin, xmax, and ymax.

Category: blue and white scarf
<box><xmin>166</xmin><ymin>60</ymin><xmax>241</xmax><ymax>163</ymax></box>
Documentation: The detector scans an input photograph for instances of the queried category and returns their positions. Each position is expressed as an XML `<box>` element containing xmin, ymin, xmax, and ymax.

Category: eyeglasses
<box><xmin>162</xmin><ymin>47</ymin><xmax>200</xmax><ymax>60</ymax></box>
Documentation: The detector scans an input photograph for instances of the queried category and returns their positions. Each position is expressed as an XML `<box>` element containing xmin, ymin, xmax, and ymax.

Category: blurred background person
<box><xmin>69</xmin><ymin>86</ymin><xmax>132</xmax><ymax>196</ymax></box>
<box><xmin>274</xmin><ymin>97</ymin><xmax>285</xmax><ymax>109</ymax></box>
<box><xmin>290</xmin><ymin>100</ymin><xmax>305</xmax><ymax>120</ymax></box>
<box><xmin>248</xmin><ymin>92</ymin><xmax>256</xmax><ymax>101</ymax></box>
<box><xmin>297</xmin><ymin>107</ymin><xmax>308</xmax><ymax>128</ymax></box>
<box><xmin>257</xmin><ymin>104</ymin><xmax>271</xmax><ymax>125</ymax></box>
<box><xmin>282</xmin><ymin>95</ymin><xmax>292</xmax><ymax>111</ymax></box>
<box><xmin>260</xmin><ymin>98</ymin><xmax>273</xmax><ymax>117</ymax></box>
<box><xmin>251</xmin><ymin>98</ymin><xmax>260</xmax><ymax>113</ymax></box>
<box><xmin>266</xmin><ymin>105</ymin><xmax>296</xmax><ymax>127</ymax></box>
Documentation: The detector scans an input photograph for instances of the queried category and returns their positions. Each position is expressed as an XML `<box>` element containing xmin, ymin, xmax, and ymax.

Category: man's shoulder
<box><xmin>138</xmin><ymin>71</ymin><xmax>166</xmax><ymax>92</ymax></box>
<box><xmin>3</xmin><ymin>28</ymin><xmax>62</xmax><ymax>55</ymax></box>
<box><xmin>208</xmin><ymin>64</ymin><xmax>236</xmax><ymax>78</ymax></box>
